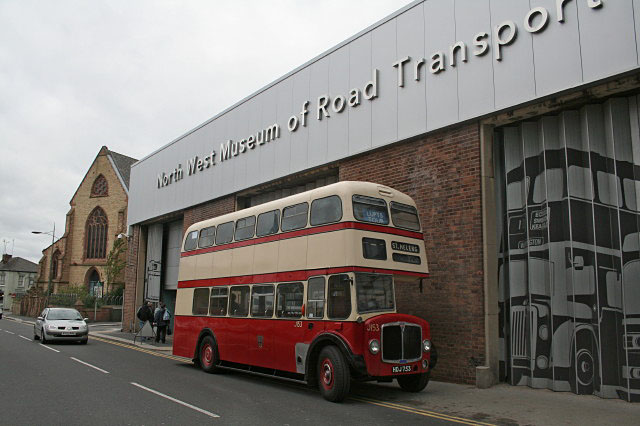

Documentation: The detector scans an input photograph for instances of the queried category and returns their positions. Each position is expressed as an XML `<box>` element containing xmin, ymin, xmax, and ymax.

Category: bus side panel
<box><xmin>218</xmin><ymin>318</ymin><xmax>250</xmax><ymax>365</ymax></box>
<box><xmin>172</xmin><ymin>315</ymin><xmax>207</xmax><ymax>359</ymax></box>
<box><xmin>278</xmin><ymin>235</ymin><xmax>307</xmax><ymax>272</ymax></box>
<box><xmin>194</xmin><ymin>252</ymin><xmax>213</xmax><ymax>280</ymax></box>
<box><xmin>247</xmin><ymin>318</ymin><xmax>275</xmax><ymax>369</ymax></box>
<box><xmin>178</xmin><ymin>255</ymin><xmax>196</xmax><ymax>282</ymax></box>
<box><xmin>232</xmin><ymin>245</ymin><xmax>255</xmax><ymax>277</ymax></box>
<box><xmin>253</xmin><ymin>240</ymin><xmax>279</xmax><ymax>274</ymax></box>
<box><xmin>307</xmin><ymin>231</ymin><xmax>346</xmax><ymax>269</ymax></box>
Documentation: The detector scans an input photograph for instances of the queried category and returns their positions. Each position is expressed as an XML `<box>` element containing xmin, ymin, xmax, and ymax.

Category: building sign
<box><xmin>154</xmin><ymin>0</ymin><xmax>605</xmax><ymax>190</ymax></box>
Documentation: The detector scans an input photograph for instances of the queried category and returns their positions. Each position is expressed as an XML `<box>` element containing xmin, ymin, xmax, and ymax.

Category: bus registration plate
<box><xmin>392</xmin><ymin>365</ymin><xmax>412</xmax><ymax>373</ymax></box>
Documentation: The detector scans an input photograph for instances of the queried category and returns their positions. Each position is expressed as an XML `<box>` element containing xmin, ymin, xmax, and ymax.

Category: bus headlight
<box><xmin>538</xmin><ymin>325</ymin><xmax>549</xmax><ymax>341</ymax></box>
<box><xmin>422</xmin><ymin>339</ymin><xmax>432</xmax><ymax>352</ymax></box>
<box><xmin>369</xmin><ymin>339</ymin><xmax>380</xmax><ymax>355</ymax></box>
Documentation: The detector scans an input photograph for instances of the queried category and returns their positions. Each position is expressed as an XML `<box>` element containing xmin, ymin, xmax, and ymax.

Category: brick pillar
<box><xmin>123</xmin><ymin>225</ymin><xmax>141</xmax><ymax>332</ymax></box>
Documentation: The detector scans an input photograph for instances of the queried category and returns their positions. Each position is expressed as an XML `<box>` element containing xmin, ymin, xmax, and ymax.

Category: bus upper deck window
<box><xmin>328</xmin><ymin>274</ymin><xmax>351</xmax><ymax>320</ymax></box>
<box><xmin>353</xmin><ymin>195</ymin><xmax>389</xmax><ymax>225</ymax></box>
<box><xmin>310</xmin><ymin>195</ymin><xmax>342</xmax><ymax>226</ymax></box>
<box><xmin>282</xmin><ymin>202</ymin><xmax>308</xmax><ymax>231</ymax></box>
<box><xmin>276</xmin><ymin>282</ymin><xmax>303</xmax><ymax>318</ymax></box>
<box><xmin>198</xmin><ymin>226</ymin><xmax>215</xmax><ymax>248</ymax></box>
<box><xmin>184</xmin><ymin>230</ymin><xmax>199</xmax><ymax>251</ymax></box>
<box><xmin>257</xmin><ymin>210</ymin><xmax>280</xmax><ymax>237</ymax></box>
<box><xmin>235</xmin><ymin>216</ymin><xmax>256</xmax><ymax>241</ymax></box>
<box><xmin>390</xmin><ymin>202</ymin><xmax>421</xmax><ymax>231</ymax></box>
<box><xmin>216</xmin><ymin>221</ymin><xmax>234</xmax><ymax>245</ymax></box>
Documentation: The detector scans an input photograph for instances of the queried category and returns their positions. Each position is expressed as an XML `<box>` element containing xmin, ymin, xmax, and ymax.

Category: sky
<box><xmin>0</xmin><ymin>0</ymin><xmax>413</xmax><ymax>264</ymax></box>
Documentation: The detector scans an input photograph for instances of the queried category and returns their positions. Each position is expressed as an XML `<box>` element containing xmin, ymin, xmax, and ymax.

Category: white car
<box><xmin>34</xmin><ymin>307</ymin><xmax>89</xmax><ymax>344</ymax></box>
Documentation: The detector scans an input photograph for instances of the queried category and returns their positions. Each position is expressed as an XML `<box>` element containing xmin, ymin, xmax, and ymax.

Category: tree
<box><xmin>105</xmin><ymin>238</ymin><xmax>127</xmax><ymax>294</ymax></box>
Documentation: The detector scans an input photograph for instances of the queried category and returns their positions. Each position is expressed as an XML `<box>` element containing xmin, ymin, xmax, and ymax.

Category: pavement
<box><xmin>4</xmin><ymin>312</ymin><xmax>639</xmax><ymax>425</ymax></box>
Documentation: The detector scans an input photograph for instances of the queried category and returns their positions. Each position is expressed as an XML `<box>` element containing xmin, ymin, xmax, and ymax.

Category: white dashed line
<box><xmin>5</xmin><ymin>330</ymin><xmax>15</xmax><ymax>334</ymax></box>
<box><xmin>131</xmin><ymin>382</ymin><xmax>220</xmax><ymax>418</ymax></box>
<box><xmin>40</xmin><ymin>345</ymin><xmax>60</xmax><ymax>353</ymax></box>
<box><xmin>19</xmin><ymin>335</ymin><xmax>32</xmax><ymax>341</ymax></box>
<box><xmin>70</xmin><ymin>357</ymin><xmax>110</xmax><ymax>374</ymax></box>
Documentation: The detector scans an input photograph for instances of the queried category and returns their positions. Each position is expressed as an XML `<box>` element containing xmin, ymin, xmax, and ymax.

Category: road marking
<box><xmin>40</xmin><ymin>344</ymin><xmax>60</xmax><ymax>353</ymax></box>
<box><xmin>90</xmin><ymin>336</ymin><xmax>190</xmax><ymax>363</ymax></box>
<box><xmin>131</xmin><ymin>382</ymin><xmax>219</xmax><ymax>418</ymax></box>
<box><xmin>5</xmin><ymin>330</ymin><xmax>15</xmax><ymax>334</ymax></box>
<box><xmin>19</xmin><ymin>335</ymin><xmax>32</xmax><ymax>341</ymax></box>
<box><xmin>70</xmin><ymin>357</ymin><xmax>110</xmax><ymax>374</ymax></box>
<box><xmin>351</xmin><ymin>396</ymin><xmax>496</xmax><ymax>426</ymax></box>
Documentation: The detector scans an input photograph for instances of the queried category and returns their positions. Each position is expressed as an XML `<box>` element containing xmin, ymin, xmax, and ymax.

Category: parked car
<box><xmin>34</xmin><ymin>308</ymin><xmax>88</xmax><ymax>344</ymax></box>
<box><xmin>0</xmin><ymin>307</ymin><xmax>3</xmax><ymax>319</ymax></box>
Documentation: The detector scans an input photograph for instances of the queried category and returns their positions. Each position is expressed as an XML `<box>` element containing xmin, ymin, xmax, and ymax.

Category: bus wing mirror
<box><xmin>573</xmin><ymin>256</ymin><xmax>584</xmax><ymax>271</ymax></box>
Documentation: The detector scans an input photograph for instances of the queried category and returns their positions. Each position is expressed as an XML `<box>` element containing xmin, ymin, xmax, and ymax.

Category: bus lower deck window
<box><xmin>276</xmin><ymin>282</ymin><xmax>303</xmax><ymax>318</ymax></box>
<box><xmin>209</xmin><ymin>287</ymin><xmax>228</xmax><ymax>316</ymax></box>
<box><xmin>229</xmin><ymin>286</ymin><xmax>250</xmax><ymax>316</ymax></box>
<box><xmin>307</xmin><ymin>277</ymin><xmax>325</xmax><ymax>319</ymax></box>
<box><xmin>328</xmin><ymin>275</ymin><xmax>351</xmax><ymax>319</ymax></box>
<box><xmin>192</xmin><ymin>288</ymin><xmax>210</xmax><ymax>315</ymax></box>
<box><xmin>251</xmin><ymin>285</ymin><xmax>274</xmax><ymax>317</ymax></box>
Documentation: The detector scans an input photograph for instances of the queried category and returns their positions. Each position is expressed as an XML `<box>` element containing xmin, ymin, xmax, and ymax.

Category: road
<box><xmin>0</xmin><ymin>318</ymin><xmax>485</xmax><ymax>426</ymax></box>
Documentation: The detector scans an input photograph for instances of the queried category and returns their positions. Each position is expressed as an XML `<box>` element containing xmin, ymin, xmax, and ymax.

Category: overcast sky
<box><xmin>0</xmin><ymin>0</ymin><xmax>413</xmax><ymax>264</ymax></box>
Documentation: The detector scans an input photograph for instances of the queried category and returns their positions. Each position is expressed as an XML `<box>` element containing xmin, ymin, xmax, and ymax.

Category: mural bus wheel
<box><xmin>317</xmin><ymin>346</ymin><xmax>350</xmax><ymax>402</ymax></box>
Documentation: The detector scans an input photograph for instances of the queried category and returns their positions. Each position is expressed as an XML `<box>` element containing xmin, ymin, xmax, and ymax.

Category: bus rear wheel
<box><xmin>198</xmin><ymin>335</ymin><xmax>219</xmax><ymax>374</ymax></box>
<box><xmin>397</xmin><ymin>373</ymin><xmax>429</xmax><ymax>392</ymax></box>
<box><xmin>317</xmin><ymin>346</ymin><xmax>350</xmax><ymax>402</ymax></box>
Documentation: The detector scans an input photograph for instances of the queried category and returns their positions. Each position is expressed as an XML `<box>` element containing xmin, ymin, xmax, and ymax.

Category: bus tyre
<box><xmin>397</xmin><ymin>373</ymin><xmax>430</xmax><ymax>392</ymax></box>
<box><xmin>317</xmin><ymin>346</ymin><xmax>350</xmax><ymax>402</ymax></box>
<box><xmin>199</xmin><ymin>335</ymin><xmax>219</xmax><ymax>374</ymax></box>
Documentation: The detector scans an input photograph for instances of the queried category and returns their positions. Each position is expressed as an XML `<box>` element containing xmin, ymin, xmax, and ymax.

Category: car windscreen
<box><xmin>47</xmin><ymin>309</ymin><xmax>83</xmax><ymax>320</ymax></box>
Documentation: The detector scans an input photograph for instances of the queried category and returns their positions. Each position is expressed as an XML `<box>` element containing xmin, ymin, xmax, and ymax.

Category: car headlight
<box><xmin>422</xmin><ymin>339</ymin><xmax>432</xmax><ymax>352</ymax></box>
<box><xmin>369</xmin><ymin>339</ymin><xmax>380</xmax><ymax>355</ymax></box>
<box><xmin>46</xmin><ymin>324</ymin><xmax>58</xmax><ymax>330</ymax></box>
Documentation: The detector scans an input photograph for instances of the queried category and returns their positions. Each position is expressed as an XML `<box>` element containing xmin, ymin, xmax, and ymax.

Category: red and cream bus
<box><xmin>173</xmin><ymin>181</ymin><xmax>436</xmax><ymax>401</ymax></box>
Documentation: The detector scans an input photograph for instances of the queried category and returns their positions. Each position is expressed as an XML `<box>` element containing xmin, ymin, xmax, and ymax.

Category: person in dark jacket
<box><xmin>153</xmin><ymin>302</ymin><xmax>168</xmax><ymax>344</ymax></box>
<box><xmin>136</xmin><ymin>301</ymin><xmax>154</xmax><ymax>342</ymax></box>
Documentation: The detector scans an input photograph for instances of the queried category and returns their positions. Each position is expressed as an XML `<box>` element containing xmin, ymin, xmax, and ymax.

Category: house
<box><xmin>0</xmin><ymin>254</ymin><xmax>38</xmax><ymax>311</ymax></box>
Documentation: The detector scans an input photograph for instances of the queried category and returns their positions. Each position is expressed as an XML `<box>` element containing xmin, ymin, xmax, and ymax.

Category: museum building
<box><xmin>123</xmin><ymin>0</ymin><xmax>640</xmax><ymax>401</ymax></box>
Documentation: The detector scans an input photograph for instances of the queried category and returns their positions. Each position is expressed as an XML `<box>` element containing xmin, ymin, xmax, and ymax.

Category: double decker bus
<box><xmin>173</xmin><ymin>181</ymin><xmax>436</xmax><ymax>402</ymax></box>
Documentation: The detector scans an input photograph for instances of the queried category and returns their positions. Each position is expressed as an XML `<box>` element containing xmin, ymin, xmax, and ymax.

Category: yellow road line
<box><xmin>91</xmin><ymin>335</ymin><xmax>493</xmax><ymax>425</ymax></box>
<box><xmin>90</xmin><ymin>336</ymin><xmax>190</xmax><ymax>363</ymax></box>
<box><xmin>350</xmin><ymin>396</ymin><xmax>496</xmax><ymax>426</ymax></box>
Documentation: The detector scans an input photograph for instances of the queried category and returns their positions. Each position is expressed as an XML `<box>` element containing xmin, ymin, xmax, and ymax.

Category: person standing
<box><xmin>136</xmin><ymin>301</ymin><xmax>153</xmax><ymax>342</ymax></box>
<box><xmin>154</xmin><ymin>302</ymin><xmax>168</xmax><ymax>344</ymax></box>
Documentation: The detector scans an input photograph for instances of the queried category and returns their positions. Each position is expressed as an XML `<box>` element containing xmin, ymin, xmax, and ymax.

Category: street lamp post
<box><xmin>32</xmin><ymin>223</ymin><xmax>55</xmax><ymax>308</ymax></box>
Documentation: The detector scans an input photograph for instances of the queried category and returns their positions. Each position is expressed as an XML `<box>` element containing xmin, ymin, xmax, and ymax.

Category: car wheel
<box><xmin>79</xmin><ymin>338</ymin><xmax>88</xmax><ymax>345</ymax></box>
<box><xmin>33</xmin><ymin>326</ymin><xmax>40</xmax><ymax>341</ymax></box>
<box><xmin>397</xmin><ymin>373</ymin><xmax>430</xmax><ymax>392</ymax></box>
<box><xmin>198</xmin><ymin>335</ymin><xmax>219</xmax><ymax>373</ymax></box>
<box><xmin>317</xmin><ymin>346</ymin><xmax>350</xmax><ymax>402</ymax></box>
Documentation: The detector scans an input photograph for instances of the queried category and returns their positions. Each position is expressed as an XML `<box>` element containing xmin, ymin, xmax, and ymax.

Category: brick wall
<box><xmin>339</xmin><ymin>123</ymin><xmax>484</xmax><ymax>385</ymax></box>
<box><xmin>182</xmin><ymin>195</ymin><xmax>235</xmax><ymax>234</ymax></box>
<box><xmin>123</xmin><ymin>225</ymin><xmax>141</xmax><ymax>331</ymax></box>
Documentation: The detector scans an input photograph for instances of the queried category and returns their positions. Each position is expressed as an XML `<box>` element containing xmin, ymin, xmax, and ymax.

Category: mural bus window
<box><xmin>276</xmin><ymin>282</ymin><xmax>303</xmax><ymax>318</ymax></box>
<box><xmin>209</xmin><ymin>287</ymin><xmax>228</xmax><ymax>316</ymax></box>
<box><xmin>192</xmin><ymin>288</ymin><xmax>210</xmax><ymax>315</ymax></box>
<box><xmin>389</xmin><ymin>202</ymin><xmax>420</xmax><ymax>231</ymax></box>
<box><xmin>251</xmin><ymin>284</ymin><xmax>274</xmax><ymax>317</ymax></box>
<box><xmin>306</xmin><ymin>276</ymin><xmax>325</xmax><ymax>319</ymax></box>
<box><xmin>353</xmin><ymin>195</ymin><xmax>389</xmax><ymax>225</ymax></box>
<box><xmin>328</xmin><ymin>274</ymin><xmax>351</xmax><ymax>320</ymax></box>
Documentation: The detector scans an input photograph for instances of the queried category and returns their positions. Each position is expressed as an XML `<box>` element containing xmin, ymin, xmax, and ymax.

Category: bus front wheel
<box><xmin>198</xmin><ymin>335</ymin><xmax>219</xmax><ymax>374</ymax></box>
<box><xmin>317</xmin><ymin>346</ymin><xmax>350</xmax><ymax>402</ymax></box>
<box><xmin>397</xmin><ymin>373</ymin><xmax>430</xmax><ymax>392</ymax></box>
